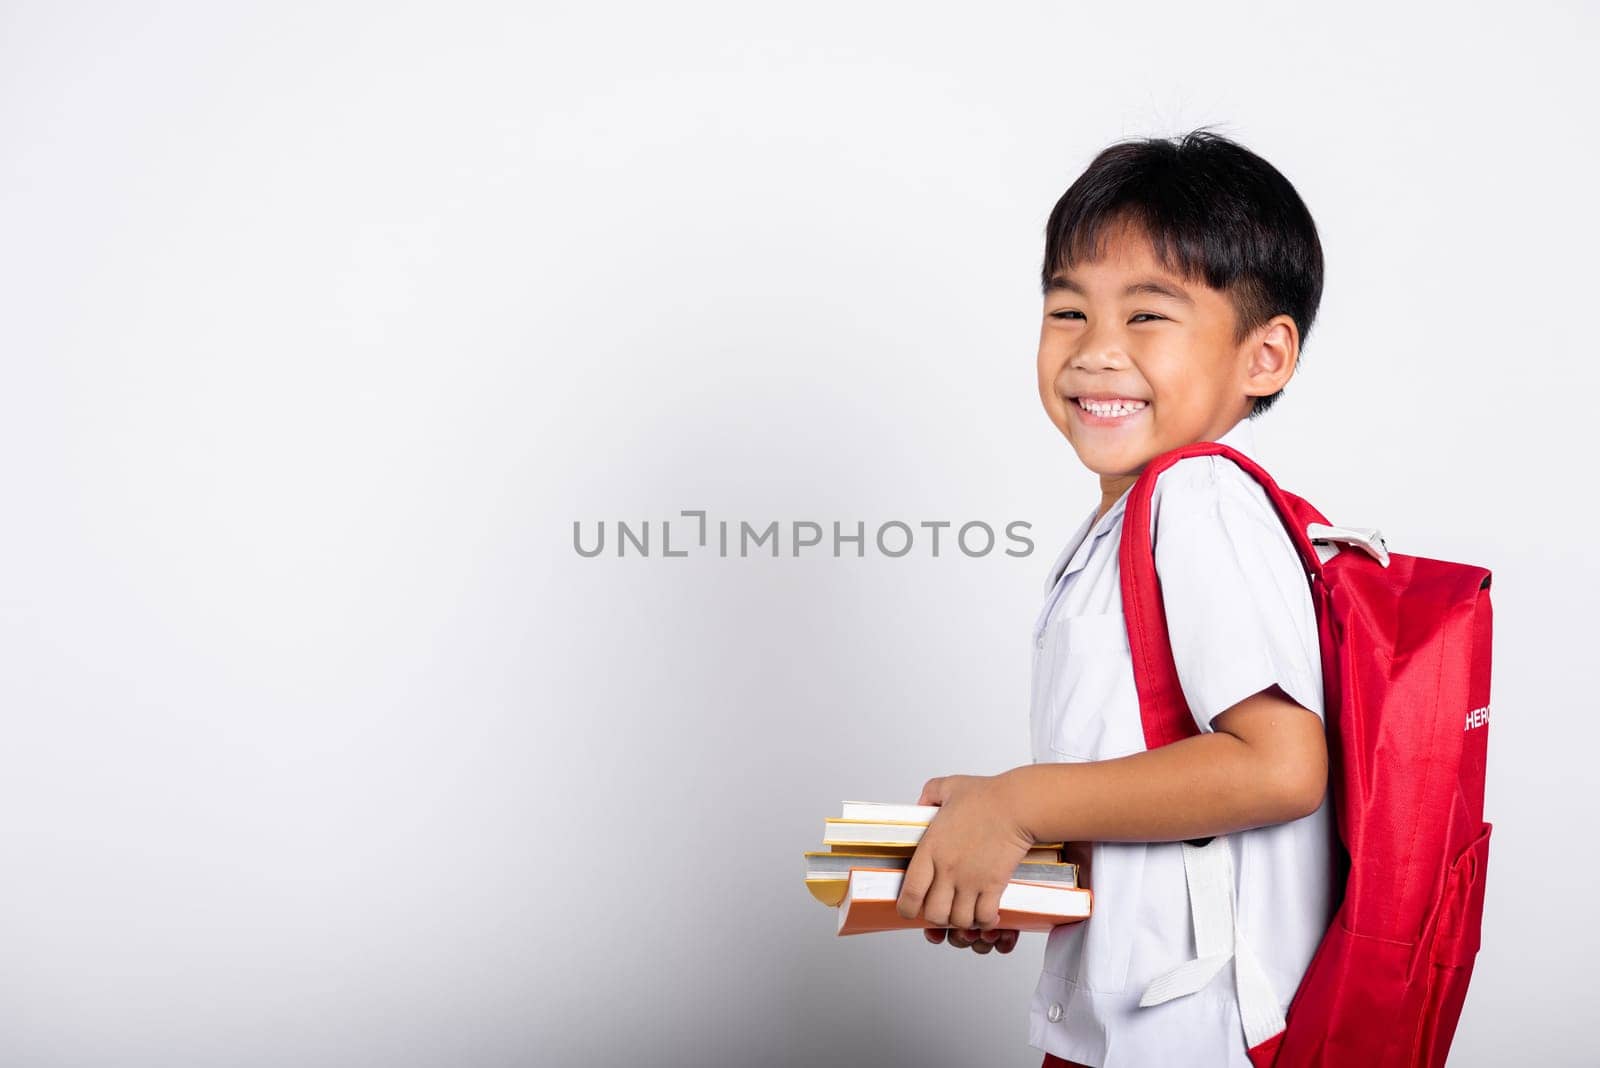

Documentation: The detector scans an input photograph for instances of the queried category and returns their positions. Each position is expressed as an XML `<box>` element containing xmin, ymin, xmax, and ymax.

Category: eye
<box><xmin>1049</xmin><ymin>310</ymin><xmax>1084</xmax><ymax>320</ymax></box>
<box><xmin>1130</xmin><ymin>313</ymin><xmax>1166</xmax><ymax>323</ymax></box>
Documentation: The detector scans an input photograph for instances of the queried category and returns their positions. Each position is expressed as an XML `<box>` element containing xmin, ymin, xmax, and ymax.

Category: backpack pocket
<box><xmin>1412</xmin><ymin>820</ymin><xmax>1492</xmax><ymax>1068</ymax></box>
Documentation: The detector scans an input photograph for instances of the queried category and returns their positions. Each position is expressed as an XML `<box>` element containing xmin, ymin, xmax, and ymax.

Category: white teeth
<box><xmin>1077</xmin><ymin>398</ymin><xmax>1147</xmax><ymax>416</ymax></box>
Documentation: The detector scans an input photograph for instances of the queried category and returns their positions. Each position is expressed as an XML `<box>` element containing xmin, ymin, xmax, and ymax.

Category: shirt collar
<box><xmin>1041</xmin><ymin>416</ymin><xmax>1259</xmax><ymax>591</ymax></box>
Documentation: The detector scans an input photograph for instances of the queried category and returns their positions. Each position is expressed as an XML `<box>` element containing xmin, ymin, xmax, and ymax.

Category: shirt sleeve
<box><xmin>1149</xmin><ymin>455</ymin><xmax>1324</xmax><ymax>733</ymax></box>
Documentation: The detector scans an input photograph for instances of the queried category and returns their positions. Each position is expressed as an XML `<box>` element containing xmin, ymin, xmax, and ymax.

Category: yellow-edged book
<box><xmin>804</xmin><ymin>800</ymin><xmax>1091</xmax><ymax>930</ymax></box>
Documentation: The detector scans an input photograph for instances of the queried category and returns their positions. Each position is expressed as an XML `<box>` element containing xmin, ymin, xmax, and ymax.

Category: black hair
<box><xmin>1040</xmin><ymin>128</ymin><xmax>1324</xmax><ymax>418</ymax></box>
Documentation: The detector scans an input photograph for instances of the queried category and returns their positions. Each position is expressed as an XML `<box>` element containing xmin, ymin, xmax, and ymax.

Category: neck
<box><xmin>1095</xmin><ymin>476</ymin><xmax>1137</xmax><ymax>524</ymax></box>
<box><xmin>1093</xmin><ymin>410</ymin><xmax>1253</xmax><ymax>523</ymax></box>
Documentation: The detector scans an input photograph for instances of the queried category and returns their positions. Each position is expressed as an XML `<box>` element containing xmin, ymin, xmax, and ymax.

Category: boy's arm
<box><xmin>1003</xmin><ymin>683</ymin><xmax>1327</xmax><ymax>844</ymax></box>
<box><xmin>895</xmin><ymin>683</ymin><xmax>1326</xmax><ymax>930</ymax></box>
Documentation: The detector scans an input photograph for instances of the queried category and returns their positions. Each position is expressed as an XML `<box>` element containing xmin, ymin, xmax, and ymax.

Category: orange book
<box><xmin>804</xmin><ymin>851</ymin><xmax>1077</xmax><ymax>906</ymax></box>
<box><xmin>835</xmin><ymin>867</ymin><xmax>1091</xmax><ymax>936</ymax></box>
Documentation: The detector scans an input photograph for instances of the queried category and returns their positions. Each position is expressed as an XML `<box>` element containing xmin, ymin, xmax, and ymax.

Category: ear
<box><xmin>1241</xmin><ymin>314</ymin><xmax>1300</xmax><ymax>398</ymax></box>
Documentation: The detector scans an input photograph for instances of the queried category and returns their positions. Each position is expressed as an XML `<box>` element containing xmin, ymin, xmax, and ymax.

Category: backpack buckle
<box><xmin>1307</xmin><ymin>523</ymin><xmax>1390</xmax><ymax>567</ymax></box>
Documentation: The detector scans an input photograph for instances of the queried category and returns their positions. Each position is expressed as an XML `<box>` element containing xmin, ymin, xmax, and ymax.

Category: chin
<box><xmin>1088</xmin><ymin>450</ymin><xmax>1152</xmax><ymax>479</ymax></box>
<box><xmin>1071</xmin><ymin>441</ymin><xmax>1146</xmax><ymax>478</ymax></box>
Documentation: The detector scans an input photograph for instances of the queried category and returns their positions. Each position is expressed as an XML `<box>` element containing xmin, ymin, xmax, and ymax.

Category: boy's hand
<box><xmin>895</xmin><ymin>773</ymin><xmax>1034</xmax><ymax>931</ymax></box>
<box><xmin>924</xmin><ymin>926</ymin><xmax>1020</xmax><ymax>954</ymax></box>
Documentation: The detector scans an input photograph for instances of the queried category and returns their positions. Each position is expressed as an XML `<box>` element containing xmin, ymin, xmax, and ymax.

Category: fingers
<box><xmin>936</xmin><ymin>926</ymin><xmax>1019</xmax><ymax>954</ymax></box>
<box><xmin>949</xmin><ymin>927</ymin><xmax>995</xmax><ymax>953</ymax></box>
<box><xmin>896</xmin><ymin>851</ymin><xmax>934</xmax><ymax>920</ymax></box>
<box><xmin>972</xmin><ymin>888</ymin><xmax>1002</xmax><ymax>932</ymax></box>
<box><xmin>947</xmin><ymin>885</ymin><xmax>978</xmax><ymax>932</ymax></box>
<box><xmin>947</xmin><ymin>882</ymin><xmax>998</xmax><ymax>933</ymax></box>
<box><xmin>922</xmin><ymin>878</ymin><xmax>955</xmax><ymax>929</ymax></box>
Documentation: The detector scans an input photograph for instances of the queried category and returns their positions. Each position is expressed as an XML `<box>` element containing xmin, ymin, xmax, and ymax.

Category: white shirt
<box><xmin>1027</xmin><ymin>416</ymin><xmax>1338</xmax><ymax>1067</ymax></box>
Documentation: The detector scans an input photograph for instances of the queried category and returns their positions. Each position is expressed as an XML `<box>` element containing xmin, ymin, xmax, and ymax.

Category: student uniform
<box><xmin>1027</xmin><ymin>416</ymin><xmax>1338</xmax><ymax>1068</ymax></box>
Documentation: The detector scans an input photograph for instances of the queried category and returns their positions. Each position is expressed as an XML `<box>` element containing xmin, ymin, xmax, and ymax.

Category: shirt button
<box><xmin>1035</xmin><ymin>635</ymin><xmax>1045</xmax><ymax>650</ymax></box>
<box><xmin>1047</xmin><ymin>1002</ymin><xmax>1063</xmax><ymax>1023</ymax></box>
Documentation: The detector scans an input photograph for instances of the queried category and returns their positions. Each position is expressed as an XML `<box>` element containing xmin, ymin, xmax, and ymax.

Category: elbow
<box><xmin>1214</xmin><ymin>689</ymin><xmax>1331</xmax><ymax>824</ymax></box>
<box><xmin>1269</xmin><ymin>759</ymin><xmax>1328</xmax><ymax>822</ymax></box>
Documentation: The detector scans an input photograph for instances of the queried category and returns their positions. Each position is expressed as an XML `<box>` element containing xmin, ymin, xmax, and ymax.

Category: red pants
<box><xmin>1041</xmin><ymin>1055</ymin><xmax>1093</xmax><ymax>1068</ymax></box>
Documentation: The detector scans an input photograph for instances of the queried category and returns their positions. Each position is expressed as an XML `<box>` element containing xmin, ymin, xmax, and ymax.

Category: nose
<box><xmin>1065</xmin><ymin>312</ymin><xmax>1135</xmax><ymax>373</ymax></box>
<box><xmin>1069</xmin><ymin>330</ymin><xmax>1132</xmax><ymax>373</ymax></box>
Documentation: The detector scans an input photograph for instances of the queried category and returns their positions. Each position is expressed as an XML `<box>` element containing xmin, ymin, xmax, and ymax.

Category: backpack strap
<box><xmin>1118</xmin><ymin>441</ymin><xmax>1329</xmax><ymax>751</ymax></box>
<box><xmin>1307</xmin><ymin>522</ymin><xmax>1390</xmax><ymax>566</ymax></box>
<box><xmin>1139</xmin><ymin>836</ymin><xmax>1286</xmax><ymax>1051</ymax></box>
<box><xmin>1120</xmin><ymin>441</ymin><xmax>1336</xmax><ymax>1053</ymax></box>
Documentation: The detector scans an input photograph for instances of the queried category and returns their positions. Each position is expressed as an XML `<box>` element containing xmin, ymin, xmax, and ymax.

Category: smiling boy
<box><xmin>896</xmin><ymin>130</ymin><xmax>1337</xmax><ymax>1067</ymax></box>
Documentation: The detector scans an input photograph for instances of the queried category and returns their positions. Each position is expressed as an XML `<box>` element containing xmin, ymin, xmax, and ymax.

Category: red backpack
<box><xmin>1118</xmin><ymin>441</ymin><xmax>1493</xmax><ymax>1067</ymax></box>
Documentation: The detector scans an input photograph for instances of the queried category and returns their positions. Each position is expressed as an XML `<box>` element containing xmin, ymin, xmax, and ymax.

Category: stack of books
<box><xmin>805</xmin><ymin>800</ymin><xmax>1092</xmax><ymax>935</ymax></box>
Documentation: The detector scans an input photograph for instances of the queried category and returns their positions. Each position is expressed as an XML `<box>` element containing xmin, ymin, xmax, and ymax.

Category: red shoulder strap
<box><xmin>1119</xmin><ymin>441</ymin><xmax>1329</xmax><ymax>750</ymax></box>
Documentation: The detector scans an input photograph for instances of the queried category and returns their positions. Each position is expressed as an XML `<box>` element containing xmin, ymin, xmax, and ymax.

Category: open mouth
<box><xmin>1071</xmin><ymin>396</ymin><xmax>1149</xmax><ymax>419</ymax></box>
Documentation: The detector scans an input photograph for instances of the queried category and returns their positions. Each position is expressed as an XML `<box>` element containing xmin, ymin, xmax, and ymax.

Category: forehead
<box><xmin>1045</xmin><ymin>221</ymin><xmax>1222</xmax><ymax>306</ymax></box>
<box><xmin>1050</xmin><ymin>218</ymin><xmax>1186</xmax><ymax>283</ymax></box>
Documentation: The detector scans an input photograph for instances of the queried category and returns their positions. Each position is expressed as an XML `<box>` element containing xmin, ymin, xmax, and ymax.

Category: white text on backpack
<box><xmin>1464</xmin><ymin>705</ymin><xmax>1490</xmax><ymax>731</ymax></box>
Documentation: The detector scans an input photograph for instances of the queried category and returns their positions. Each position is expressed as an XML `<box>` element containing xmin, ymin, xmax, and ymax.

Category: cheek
<box><xmin>1139</xmin><ymin>350</ymin><xmax>1198</xmax><ymax>402</ymax></box>
<box><xmin>1036</xmin><ymin>354</ymin><xmax>1068</xmax><ymax>410</ymax></box>
<box><xmin>1035</xmin><ymin>355</ymin><xmax>1069</xmax><ymax>426</ymax></box>
<box><xmin>1037</xmin><ymin>333</ymin><xmax>1069</xmax><ymax>383</ymax></box>
<box><xmin>1035</xmin><ymin>348</ymin><xmax>1055</xmax><ymax>391</ymax></box>
<box><xmin>1035</xmin><ymin>368</ymin><xmax>1058</xmax><ymax>415</ymax></box>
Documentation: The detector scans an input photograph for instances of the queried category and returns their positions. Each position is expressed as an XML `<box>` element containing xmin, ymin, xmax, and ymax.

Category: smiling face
<box><xmin>1036</xmin><ymin>216</ymin><xmax>1299</xmax><ymax>499</ymax></box>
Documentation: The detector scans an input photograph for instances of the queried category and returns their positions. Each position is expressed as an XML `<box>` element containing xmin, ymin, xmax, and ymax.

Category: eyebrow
<box><xmin>1045</xmin><ymin>275</ymin><xmax>1195</xmax><ymax>306</ymax></box>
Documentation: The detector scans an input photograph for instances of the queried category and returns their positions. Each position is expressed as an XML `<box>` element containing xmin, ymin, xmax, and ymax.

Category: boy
<box><xmin>895</xmin><ymin>129</ymin><xmax>1337</xmax><ymax>1067</ymax></box>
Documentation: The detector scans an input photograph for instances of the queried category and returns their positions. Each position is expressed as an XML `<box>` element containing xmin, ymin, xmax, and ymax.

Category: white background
<box><xmin>2</xmin><ymin>2</ymin><xmax>1595</xmax><ymax>1065</ymax></box>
